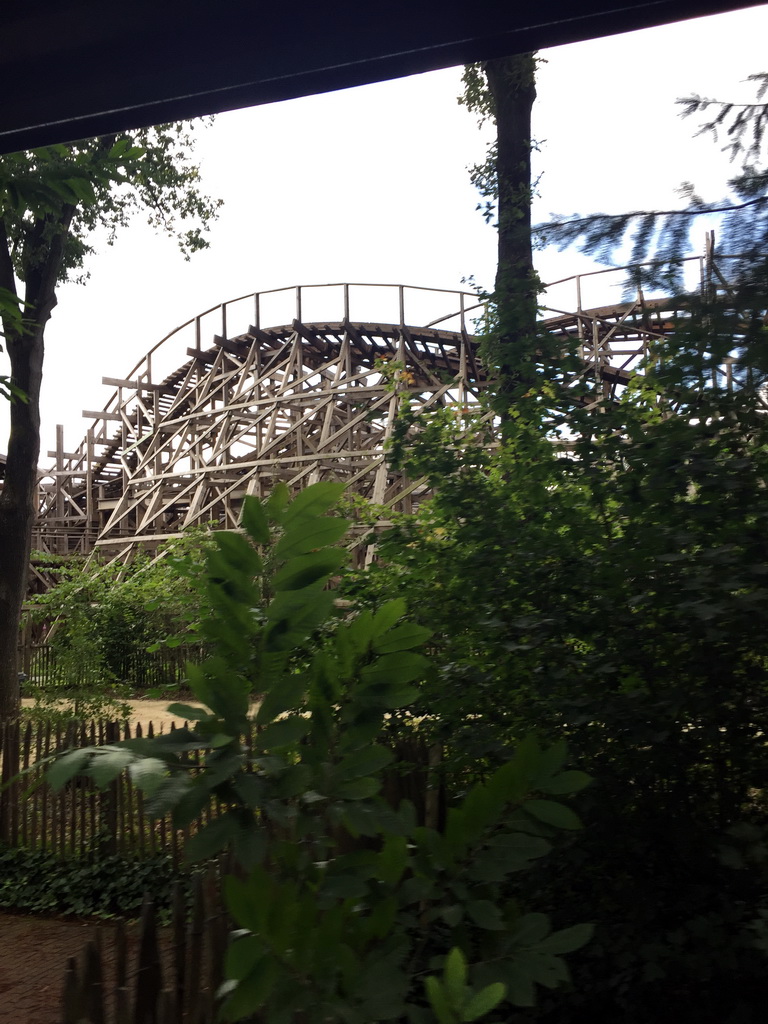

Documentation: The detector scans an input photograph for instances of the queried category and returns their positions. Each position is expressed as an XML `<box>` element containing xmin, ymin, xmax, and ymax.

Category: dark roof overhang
<box><xmin>2</xmin><ymin>0</ymin><xmax>763</xmax><ymax>154</ymax></box>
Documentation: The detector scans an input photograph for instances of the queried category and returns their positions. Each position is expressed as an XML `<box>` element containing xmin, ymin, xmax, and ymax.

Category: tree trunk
<box><xmin>0</xmin><ymin>320</ymin><xmax>44</xmax><ymax>719</ymax></box>
<box><xmin>483</xmin><ymin>54</ymin><xmax>538</xmax><ymax>413</ymax></box>
<box><xmin>0</xmin><ymin>203</ymin><xmax>71</xmax><ymax>719</ymax></box>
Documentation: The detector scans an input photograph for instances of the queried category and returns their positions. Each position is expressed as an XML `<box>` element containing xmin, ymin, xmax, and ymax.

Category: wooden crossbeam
<box><xmin>82</xmin><ymin>410</ymin><xmax>122</xmax><ymax>421</ymax></box>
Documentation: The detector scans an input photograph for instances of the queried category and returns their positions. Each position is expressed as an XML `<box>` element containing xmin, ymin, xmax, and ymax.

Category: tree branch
<box><xmin>540</xmin><ymin>195</ymin><xmax>768</xmax><ymax>233</ymax></box>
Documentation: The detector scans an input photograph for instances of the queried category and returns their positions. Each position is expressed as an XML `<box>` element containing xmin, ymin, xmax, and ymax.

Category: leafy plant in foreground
<box><xmin>48</xmin><ymin>481</ymin><xmax>591</xmax><ymax>1023</ymax></box>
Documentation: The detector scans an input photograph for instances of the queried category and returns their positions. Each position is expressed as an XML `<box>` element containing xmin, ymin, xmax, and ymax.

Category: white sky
<box><xmin>3</xmin><ymin>2</ymin><xmax>768</xmax><ymax>457</ymax></box>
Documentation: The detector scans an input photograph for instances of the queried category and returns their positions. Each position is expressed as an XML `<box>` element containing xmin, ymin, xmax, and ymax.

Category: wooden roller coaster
<box><xmin>26</xmin><ymin>244</ymin><xmax>757</xmax><ymax>563</ymax></box>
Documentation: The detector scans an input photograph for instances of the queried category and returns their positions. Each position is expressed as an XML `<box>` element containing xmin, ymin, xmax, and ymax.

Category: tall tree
<box><xmin>461</xmin><ymin>55</ymin><xmax>540</xmax><ymax>414</ymax></box>
<box><xmin>0</xmin><ymin>126</ymin><xmax>220</xmax><ymax>718</ymax></box>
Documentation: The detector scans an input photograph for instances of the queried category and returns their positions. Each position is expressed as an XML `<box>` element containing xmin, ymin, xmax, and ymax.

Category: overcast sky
<box><xmin>3</xmin><ymin>2</ymin><xmax>768</xmax><ymax>456</ymax></box>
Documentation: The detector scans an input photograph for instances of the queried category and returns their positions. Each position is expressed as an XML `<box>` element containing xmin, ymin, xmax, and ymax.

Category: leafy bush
<box><xmin>343</xmin><ymin>291</ymin><xmax>768</xmax><ymax>1022</ymax></box>
<box><xmin>25</xmin><ymin>528</ymin><xmax>214</xmax><ymax>692</ymax></box>
<box><xmin>49</xmin><ymin>482</ymin><xmax>592</xmax><ymax>1023</ymax></box>
<box><xmin>0</xmin><ymin>845</ymin><xmax>190</xmax><ymax>918</ymax></box>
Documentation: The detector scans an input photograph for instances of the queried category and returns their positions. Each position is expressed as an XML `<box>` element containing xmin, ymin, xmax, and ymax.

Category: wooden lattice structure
<box><xmin>28</xmin><ymin>249</ymin><xmax>757</xmax><ymax>560</ymax></box>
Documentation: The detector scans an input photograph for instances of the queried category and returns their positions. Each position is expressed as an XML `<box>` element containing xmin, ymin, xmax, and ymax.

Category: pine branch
<box><xmin>542</xmin><ymin>194</ymin><xmax>768</xmax><ymax>233</ymax></box>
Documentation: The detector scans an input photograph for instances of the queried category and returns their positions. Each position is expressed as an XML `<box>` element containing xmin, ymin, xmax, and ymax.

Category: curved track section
<box><xmin>32</xmin><ymin>259</ymin><xmax>749</xmax><ymax>559</ymax></box>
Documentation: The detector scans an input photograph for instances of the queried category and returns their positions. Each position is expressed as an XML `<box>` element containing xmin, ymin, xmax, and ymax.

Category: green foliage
<box><xmin>0</xmin><ymin>845</ymin><xmax>191</xmax><ymax>918</ymax></box>
<box><xmin>345</xmin><ymin>277</ymin><xmax>768</xmax><ymax>1022</ymax></box>
<box><xmin>48</xmin><ymin>482</ymin><xmax>591</xmax><ymax>1024</ymax></box>
<box><xmin>25</xmin><ymin>527</ymin><xmax>215</xmax><ymax>692</ymax></box>
<box><xmin>0</xmin><ymin>128</ymin><xmax>222</xmax><ymax>288</ymax></box>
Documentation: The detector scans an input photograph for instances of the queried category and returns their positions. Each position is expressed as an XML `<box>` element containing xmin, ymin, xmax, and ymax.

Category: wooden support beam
<box><xmin>83</xmin><ymin>410</ymin><xmax>122</xmax><ymax>421</ymax></box>
<box><xmin>186</xmin><ymin>347</ymin><xmax>217</xmax><ymax>364</ymax></box>
<box><xmin>214</xmin><ymin>335</ymin><xmax>246</xmax><ymax>356</ymax></box>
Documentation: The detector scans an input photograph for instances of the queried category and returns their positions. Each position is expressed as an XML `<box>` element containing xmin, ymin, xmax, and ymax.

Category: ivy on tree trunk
<box><xmin>482</xmin><ymin>54</ymin><xmax>538</xmax><ymax>414</ymax></box>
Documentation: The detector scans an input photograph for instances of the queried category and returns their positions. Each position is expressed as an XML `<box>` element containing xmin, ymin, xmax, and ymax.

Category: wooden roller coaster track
<box><xmin>25</xmin><ymin>246</ymin><xmax>760</xmax><ymax>564</ymax></box>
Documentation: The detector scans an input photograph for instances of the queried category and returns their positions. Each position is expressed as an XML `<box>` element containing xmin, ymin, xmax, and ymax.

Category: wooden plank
<box><xmin>61</xmin><ymin>957</ymin><xmax>82</xmax><ymax>1024</ymax></box>
<box><xmin>82</xmin><ymin>938</ymin><xmax>106</xmax><ymax>1024</ymax></box>
<box><xmin>172</xmin><ymin>881</ymin><xmax>187</xmax><ymax>1016</ymax></box>
<box><xmin>134</xmin><ymin>897</ymin><xmax>164</xmax><ymax>1024</ymax></box>
<box><xmin>214</xmin><ymin>334</ymin><xmax>246</xmax><ymax>356</ymax></box>
<box><xmin>186</xmin><ymin>347</ymin><xmax>217</xmax><ymax>364</ymax></box>
<box><xmin>82</xmin><ymin>410</ymin><xmax>123</xmax><ymax>421</ymax></box>
<box><xmin>31</xmin><ymin>722</ymin><xmax>43</xmax><ymax>849</ymax></box>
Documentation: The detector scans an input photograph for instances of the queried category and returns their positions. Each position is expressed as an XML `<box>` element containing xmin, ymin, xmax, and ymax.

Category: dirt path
<box><xmin>0</xmin><ymin>912</ymin><xmax>118</xmax><ymax>1024</ymax></box>
<box><xmin>3</xmin><ymin>699</ymin><xmax>245</xmax><ymax>1021</ymax></box>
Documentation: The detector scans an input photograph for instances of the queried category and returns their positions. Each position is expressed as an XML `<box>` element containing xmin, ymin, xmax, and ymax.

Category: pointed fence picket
<box><xmin>61</xmin><ymin>865</ymin><xmax>233</xmax><ymax>1024</ymax></box>
<box><xmin>0</xmin><ymin>716</ymin><xmax>217</xmax><ymax>863</ymax></box>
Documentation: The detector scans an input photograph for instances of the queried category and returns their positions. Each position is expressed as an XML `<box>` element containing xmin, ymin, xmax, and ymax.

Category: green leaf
<box><xmin>321</xmin><ymin>873</ymin><xmax>370</xmax><ymax>899</ymax></box>
<box><xmin>169</xmin><ymin>781</ymin><xmax>210</xmax><ymax>828</ymax></box>
<box><xmin>466</xmin><ymin>900</ymin><xmax>505</xmax><ymax>931</ymax></box>
<box><xmin>444</xmin><ymin>947</ymin><xmax>467</xmax><ymax>1009</ymax></box>
<box><xmin>509</xmin><ymin>912</ymin><xmax>550</xmax><ymax>946</ymax></box>
<box><xmin>503</xmin><ymin>963</ymin><xmax>535</xmax><ymax>1007</ymax></box>
<box><xmin>257</xmin><ymin>715</ymin><xmax>311</xmax><ymax>748</ymax></box>
<box><xmin>524</xmin><ymin>799</ymin><xmax>582</xmax><ymax>831</ymax></box>
<box><xmin>225</xmin><ymin>870</ymin><xmax>270</xmax><ymax>931</ymax></box>
<box><xmin>265</xmin><ymin>482</ymin><xmax>290</xmax><ymax>521</ymax></box>
<box><xmin>184</xmin><ymin>811</ymin><xmax>240</xmax><ymax>861</ymax></box>
<box><xmin>128</xmin><ymin>757</ymin><xmax>167</xmax><ymax>796</ymax></box>
<box><xmin>63</xmin><ymin>176</ymin><xmax>96</xmax><ymax>202</ymax></box>
<box><xmin>360</xmin><ymin>651</ymin><xmax>429</xmax><ymax>686</ymax></box>
<box><xmin>373</xmin><ymin>622</ymin><xmax>432</xmax><ymax>654</ymax></box>
<box><xmin>371</xmin><ymin>598</ymin><xmax>407</xmax><ymax>635</ymax></box>
<box><xmin>166</xmin><ymin>702</ymin><xmax>211</xmax><ymax>722</ymax></box>
<box><xmin>463</xmin><ymin>983</ymin><xmax>506</xmax><ymax>1022</ymax></box>
<box><xmin>377</xmin><ymin>835</ymin><xmax>409</xmax><ymax>886</ymax></box>
<box><xmin>535</xmin><ymin>739</ymin><xmax>570</xmax><ymax>781</ymax></box>
<box><xmin>226</xmin><ymin>933</ymin><xmax>263</xmax><ymax>980</ymax></box>
<box><xmin>221</xmin><ymin>955</ymin><xmax>279</xmax><ymax>1021</ymax></box>
<box><xmin>538</xmin><ymin>923</ymin><xmax>594</xmax><ymax>955</ymax></box>
<box><xmin>265</xmin><ymin>589</ymin><xmax>335</xmax><ymax>652</ymax></box>
<box><xmin>353</xmin><ymin>684</ymin><xmax>420</xmax><ymax>710</ymax></box>
<box><xmin>274</xmin><ymin>762</ymin><xmax>312</xmax><ymax>798</ymax></box>
<box><xmin>275</xmin><ymin>516</ymin><xmax>350</xmax><ymax>558</ymax></box>
<box><xmin>213</xmin><ymin>531</ymin><xmax>263</xmax><ymax>577</ymax></box>
<box><xmin>272</xmin><ymin>548</ymin><xmax>347</xmax><ymax>591</ymax></box>
<box><xmin>540</xmin><ymin>770</ymin><xmax>591</xmax><ymax>795</ymax></box>
<box><xmin>90</xmin><ymin>747</ymin><xmax>135</xmax><ymax>787</ymax></box>
<box><xmin>528</xmin><ymin>951</ymin><xmax>570</xmax><ymax>989</ymax></box>
<box><xmin>337</xmin><ymin>777</ymin><xmax>381</xmax><ymax>799</ymax></box>
<box><xmin>255</xmin><ymin>674</ymin><xmax>308</xmax><ymax>724</ymax></box>
<box><xmin>281</xmin><ymin>481</ymin><xmax>347</xmax><ymax>526</ymax></box>
<box><xmin>240</xmin><ymin>494</ymin><xmax>271</xmax><ymax>544</ymax></box>
<box><xmin>47</xmin><ymin>748</ymin><xmax>93</xmax><ymax>791</ymax></box>
<box><xmin>425</xmin><ymin>977</ymin><xmax>456</xmax><ymax>1024</ymax></box>
<box><xmin>338</xmin><ymin>744</ymin><xmax>394</xmax><ymax>780</ymax></box>
<box><xmin>233</xmin><ymin>823</ymin><xmax>268</xmax><ymax>869</ymax></box>
<box><xmin>441</xmin><ymin>905</ymin><xmax>463</xmax><ymax>927</ymax></box>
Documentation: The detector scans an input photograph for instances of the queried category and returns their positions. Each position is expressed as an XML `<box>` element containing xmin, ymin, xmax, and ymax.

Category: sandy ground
<box><xmin>20</xmin><ymin>697</ymin><xmax>205</xmax><ymax>732</ymax></box>
<box><xmin>19</xmin><ymin>697</ymin><xmax>261</xmax><ymax>733</ymax></box>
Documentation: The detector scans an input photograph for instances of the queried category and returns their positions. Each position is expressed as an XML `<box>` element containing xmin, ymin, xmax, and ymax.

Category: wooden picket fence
<box><xmin>16</xmin><ymin>641</ymin><xmax>203</xmax><ymax>692</ymax></box>
<box><xmin>61</xmin><ymin>863</ymin><xmax>233</xmax><ymax>1024</ymax></box>
<box><xmin>0</xmin><ymin>716</ymin><xmax>216</xmax><ymax>863</ymax></box>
